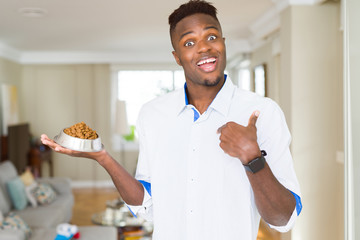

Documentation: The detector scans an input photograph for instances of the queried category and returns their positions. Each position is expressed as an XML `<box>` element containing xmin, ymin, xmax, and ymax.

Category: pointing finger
<box><xmin>248</xmin><ymin>110</ymin><xmax>260</xmax><ymax>127</ymax></box>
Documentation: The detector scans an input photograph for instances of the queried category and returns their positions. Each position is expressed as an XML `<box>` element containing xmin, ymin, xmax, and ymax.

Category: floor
<box><xmin>71</xmin><ymin>187</ymin><xmax>121</xmax><ymax>226</ymax></box>
<box><xmin>70</xmin><ymin>187</ymin><xmax>281</xmax><ymax>240</ymax></box>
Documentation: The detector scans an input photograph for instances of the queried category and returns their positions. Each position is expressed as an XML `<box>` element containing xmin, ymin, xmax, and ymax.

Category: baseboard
<box><xmin>71</xmin><ymin>180</ymin><xmax>116</xmax><ymax>188</ymax></box>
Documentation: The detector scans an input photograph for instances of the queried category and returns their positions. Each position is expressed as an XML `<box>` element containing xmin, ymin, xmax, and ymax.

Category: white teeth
<box><xmin>197</xmin><ymin>58</ymin><xmax>216</xmax><ymax>66</ymax></box>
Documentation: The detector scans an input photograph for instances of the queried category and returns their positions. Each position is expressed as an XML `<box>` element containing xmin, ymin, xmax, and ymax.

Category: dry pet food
<box><xmin>64</xmin><ymin>122</ymin><xmax>98</xmax><ymax>139</ymax></box>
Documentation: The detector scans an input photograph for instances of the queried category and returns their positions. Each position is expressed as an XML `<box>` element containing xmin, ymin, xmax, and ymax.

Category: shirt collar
<box><xmin>208</xmin><ymin>75</ymin><xmax>235</xmax><ymax>117</ymax></box>
<box><xmin>177</xmin><ymin>74</ymin><xmax>235</xmax><ymax>117</ymax></box>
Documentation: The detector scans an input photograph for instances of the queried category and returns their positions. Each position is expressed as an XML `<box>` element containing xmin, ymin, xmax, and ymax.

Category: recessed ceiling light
<box><xmin>18</xmin><ymin>7</ymin><xmax>47</xmax><ymax>18</ymax></box>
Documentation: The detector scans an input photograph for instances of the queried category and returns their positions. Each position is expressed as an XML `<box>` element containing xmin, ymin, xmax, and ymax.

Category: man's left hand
<box><xmin>217</xmin><ymin>111</ymin><xmax>261</xmax><ymax>164</ymax></box>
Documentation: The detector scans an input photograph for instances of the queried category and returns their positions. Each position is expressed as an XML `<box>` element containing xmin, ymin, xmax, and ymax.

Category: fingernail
<box><xmin>55</xmin><ymin>147</ymin><xmax>60</xmax><ymax>152</ymax></box>
<box><xmin>255</xmin><ymin>111</ymin><xmax>260</xmax><ymax>117</ymax></box>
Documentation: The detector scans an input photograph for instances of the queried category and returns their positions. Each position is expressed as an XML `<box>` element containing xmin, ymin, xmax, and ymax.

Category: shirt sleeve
<box><xmin>125</xmin><ymin>108</ymin><xmax>154</xmax><ymax>221</ymax></box>
<box><xmin>268</xmin><ymin>206</ymin><xmax>298</xmax><ymax>232</ymax></box>
<box><xmin>257</xmin><ymin>99</ymin><xmax>302</xmax><ymax>231</ymax></box>
<box><xmin>126</xmin><ymin>183</ymin><xmax>153</xmax><ymax>221</ymax></box>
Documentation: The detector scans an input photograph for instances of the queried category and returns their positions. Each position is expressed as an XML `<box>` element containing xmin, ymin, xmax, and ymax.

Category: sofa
<box><xmin>0</xmin><ymin>160</ymin><xmax>117</xmax><ymax>240</ymax></box>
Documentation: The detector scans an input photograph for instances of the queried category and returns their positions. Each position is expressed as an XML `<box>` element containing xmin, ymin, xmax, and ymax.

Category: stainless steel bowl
<box><xmin>54</xmin><ymin>129</ymin><xmax>103</xmax><ymax>152</ymax></box>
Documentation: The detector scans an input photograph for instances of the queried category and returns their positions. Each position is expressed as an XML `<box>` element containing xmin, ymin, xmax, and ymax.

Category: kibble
<box><xmin>64</xmin><ymin>122</ymin><xmax>98</xmax><ymax>139</ymax></box>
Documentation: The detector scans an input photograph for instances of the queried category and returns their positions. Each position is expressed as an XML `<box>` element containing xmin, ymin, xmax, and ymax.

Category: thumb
<box><xmin>217</xmin><ymin>124</ymin><xmax>225</xmax><ymax>134</ymax></box>
<box><xmin>248</xmin><ymin>110</ymin><xmax>260</xmax><ymax>127</ymax></box>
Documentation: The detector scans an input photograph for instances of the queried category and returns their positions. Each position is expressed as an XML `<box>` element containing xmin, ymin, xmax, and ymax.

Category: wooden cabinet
<box><xmin>28</xmin><ymin>144</ymin><xmax>53</xmax><ymax>177</ymax></box>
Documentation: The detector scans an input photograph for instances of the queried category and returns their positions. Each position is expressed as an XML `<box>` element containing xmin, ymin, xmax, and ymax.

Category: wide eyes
<box><xmin>184</xmin><ymin>41</ymin><xmax>194</xmax><ymax>47</ymax></box>
<box><xmin>208</xmin><ymin>35</ymin><xmax>217</xmax><ymax>41</ymax></box>
<box><xmin>183</xmin><ymin>35</ymin><xmax>217</xmax><ymax>47</ymax></box>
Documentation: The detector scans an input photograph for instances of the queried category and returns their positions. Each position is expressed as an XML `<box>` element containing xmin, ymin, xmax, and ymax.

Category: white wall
<box><xmin>345</xmin><ymin>0</ymin><xmax>360</xmax><ymax>238</ymax></box>
<box><xmin>0</xmin><ymin>58</ymin><xmax>22</xmax><ymax>86</ymax></box>
<box><xmin>280</xmin><ymin>3</ymin><xmax>343</xmax><ymax>240</ymax></box>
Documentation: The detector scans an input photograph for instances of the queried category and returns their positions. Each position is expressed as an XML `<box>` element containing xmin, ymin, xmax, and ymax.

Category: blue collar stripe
<box><xmin>192</xmin><ymin>108</ymin><xmax>200</xmax><ymax>121</ymax></box>
<box><xmin>139</xmin><ymin>180</ymin><xmax>152</xmax><ymax>196</ymax></box>
<box><xmin>127</xmin><ymin>205</ymin><xmax>137</xmax><ymax>218</ymax></box>
<box><xmin>183</xmin><ymin>74</ymin><xmax>227</xmax><ymax>122</ymax></box>
<box><xmin>290</xmin><ymin>190</ymin><xmax>302</xmax><ymax>216</ymax></box>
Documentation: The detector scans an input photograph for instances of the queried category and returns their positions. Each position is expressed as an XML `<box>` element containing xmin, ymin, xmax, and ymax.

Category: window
<box><xmin>238</xmin><ymin>68</ymin><xmax>251</xmax><ymax>91</ymax></box>
<box><xmin>253</xmin><ymin>64</ymin><xmax>267</xmax><ymax>97</ymax></box>
<box><xmin>117</xmin><ymin>70</ymin><xmax>185</xmax><ymax>126</ymax></box>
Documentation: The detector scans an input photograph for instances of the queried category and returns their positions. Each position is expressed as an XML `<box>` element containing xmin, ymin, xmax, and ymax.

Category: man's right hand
<box><xmin>41</xmin><ymin>134</ymin><xmax>144</xmax><ymax>206</ymax></box>
<box><xmin>40</xmin><ymin>134</ymin><xmax>106</xmax><ymax>161</ymax></box>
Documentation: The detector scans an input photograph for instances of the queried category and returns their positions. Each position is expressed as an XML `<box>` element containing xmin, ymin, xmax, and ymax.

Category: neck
<box><xmin>186</xmin><ymin>78</ymin><xmax>225</xmax><ymax>114</ymax></box>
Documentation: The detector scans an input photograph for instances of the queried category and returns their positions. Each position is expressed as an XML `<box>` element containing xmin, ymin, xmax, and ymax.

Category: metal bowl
<box><xmin>54</xmin><ymin>129</ymin><xmax>103</xmax><ymax>152</ymax></box>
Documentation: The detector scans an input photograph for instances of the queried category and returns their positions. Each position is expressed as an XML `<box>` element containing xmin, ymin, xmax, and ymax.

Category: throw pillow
<box><xmin>25</xmin><ymin>182</ymin><xmax>38</xmax><ymax>208</ymax></box>
<box><xmin>20</xmin><ymin>168</ymin><xmax>35</xmax><ymax>186</ymax></box>
<box><xmin>0</xmin><ymin>188</ymin><xmax>10</xmax><ymax>215</ymax></box>
<box><xmin>0</xmin><ymin>212</ymin><xmax>32</xmax><ymax>240</ymax></box>
<box><xmin>31</xmin><ymin>183</ymin><xmax>57</xmax><ymax>205</ymax></box>
<box><xmin>6</xmin><ymin>177</ymin><xmax>28</xmax><ymax>210</ymax></box>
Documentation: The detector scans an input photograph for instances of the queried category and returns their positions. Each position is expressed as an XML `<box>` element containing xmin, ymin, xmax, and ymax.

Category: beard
<box><xmin>203</xmin><ymin>75</ymin><xmax>222</xmax><ymax>87</ymax></box>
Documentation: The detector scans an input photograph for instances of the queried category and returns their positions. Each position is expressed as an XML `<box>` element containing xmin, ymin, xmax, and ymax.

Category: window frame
<box><xmin>110</xmin><ymin>63</ymin><xmax>182</xmax><ymax>151</ymax></box>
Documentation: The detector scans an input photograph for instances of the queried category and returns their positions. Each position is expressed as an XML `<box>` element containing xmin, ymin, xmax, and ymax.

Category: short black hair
<box><xmin>168</xmin><ymin>0</ymin><xmax>219</xmax><ymax>35</ymax></box>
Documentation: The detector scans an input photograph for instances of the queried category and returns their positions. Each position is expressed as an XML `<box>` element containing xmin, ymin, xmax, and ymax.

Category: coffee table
<box><xmin>92</xmin><ymin>205</ymin><xmax>153</xmax><ymax>240</ymax></box>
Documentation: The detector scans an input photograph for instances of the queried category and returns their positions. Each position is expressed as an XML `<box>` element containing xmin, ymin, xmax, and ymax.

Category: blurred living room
<box><xmin>0</xmin><ymin>0</ymin><xmax>359</xmax><ymax>240</ymax></box>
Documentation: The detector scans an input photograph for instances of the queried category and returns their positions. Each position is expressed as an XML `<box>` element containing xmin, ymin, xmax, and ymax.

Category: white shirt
<box><xmin>128</xmin><ymin>77</ymin><xmax>302</xmax><ymax>240</ymax></box>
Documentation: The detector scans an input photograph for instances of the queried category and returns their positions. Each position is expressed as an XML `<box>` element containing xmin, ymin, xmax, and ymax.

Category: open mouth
<box><xmin>196</xmin><ymin>57</ymin><xmax>217</xmax><ymax>72</ymax></box>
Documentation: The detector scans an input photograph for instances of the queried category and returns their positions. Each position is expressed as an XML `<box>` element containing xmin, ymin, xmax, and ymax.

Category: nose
<box><xmin>197</xmin><ymin>39</ymin><xmax>211</xmax><ymax>53</ymax></box>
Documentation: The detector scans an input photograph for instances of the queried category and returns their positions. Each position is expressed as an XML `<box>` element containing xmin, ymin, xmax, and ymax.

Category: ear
<box><xmin>172</xmin><ymin>51</ymin><xmax>182</xmax><ymax>66</ymax></box>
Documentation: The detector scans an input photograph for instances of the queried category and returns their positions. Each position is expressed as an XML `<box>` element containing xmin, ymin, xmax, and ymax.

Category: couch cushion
<box><xmin>43</xmin><ymin>194</ymin><xmax>74</xmax><ymax>223</ymax></box>
<box><xmin>0</xmin><ymin>161</ymin><xmax>19</xmax><ymax>209</ymax></box>
<box><xmin>32</xmin><ymin>178</ymin><xmax>74</xmax><ymax>223</ymax></box>
<box><xmin>0</xmin><ymin>228</ymin><xmax>26</xmax><ymax>240</ymax></box>
<box><xmin>29</xmin><ymin>228</ymin><xmax>56</xmax><ymax>240</ymax></box>
<box><xmin>24</xmin><ymin>182</ymin><xmax>38</xmax><ymax>208</ymax></box>
<box><xmin>37</xmin><ymin>177</ymin><xmax>72</xmax><ymax>195</ymax></box>
<box><xmin>19</xmin><ymin>169</ymin><xmax>35</xmax><ymax>187</ymax></box>
<box><xmin>14</xmin><ymin>194</ymin><xmax>73</xmax><ymax>228</ymax></box>
<box><xmin>6</xmin><ymin>177</ymin><xmax>28</xmax><ymax>210</ymax></box>
<box><xmin>0</xmin><ymin>188</ymin><xmax>11</xmax><ymax>214</ymax></box>
<box><xmin>14</xmin><ymin>206</ymin><xmax>64</xmax><ymax>228</ymax></box>
<box><xmin>31</xmin><ymin>183</ymin><xmax>57</xmax><ymax>205</ymax></box>
<box><xmin>0</xmin><ymin>212</ymin><xmax>32</xmax><ymax>240</ymax></box>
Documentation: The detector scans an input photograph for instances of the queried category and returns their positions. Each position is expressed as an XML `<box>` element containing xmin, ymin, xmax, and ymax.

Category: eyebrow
<box><xmin>179</xmin><ymin>25</ymin><xmax>219</xmax><ymax>41</ymax></box>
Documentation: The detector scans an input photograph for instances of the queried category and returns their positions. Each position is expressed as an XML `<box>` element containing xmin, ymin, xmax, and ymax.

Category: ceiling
<box><xmin>0</xmin><ymin>0</ymin><xmax>323</xmax><ymax>64</ymax></box>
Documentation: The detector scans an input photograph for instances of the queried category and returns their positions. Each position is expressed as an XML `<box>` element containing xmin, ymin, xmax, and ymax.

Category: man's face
<box><xmin>171</xmin><ymin>13</ymin><xmax>226</xmax><ymax>87</ymax></box>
